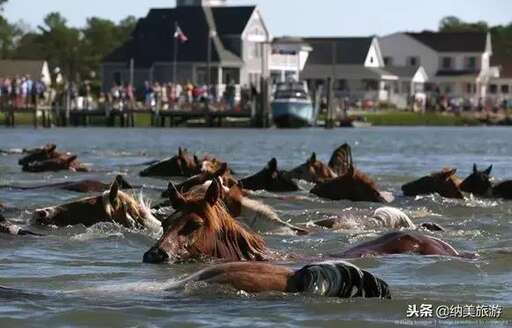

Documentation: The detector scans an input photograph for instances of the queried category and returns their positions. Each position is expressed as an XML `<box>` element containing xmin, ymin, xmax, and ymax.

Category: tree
<box><xmin>38</xmin><ymin>12</ymin><xmax>83</xmax><ymax>80</ymax></box>
<box><xmin>439</xmin><ymin>16</ymin><xmax>488</xmax><ymax>33</ymax></box>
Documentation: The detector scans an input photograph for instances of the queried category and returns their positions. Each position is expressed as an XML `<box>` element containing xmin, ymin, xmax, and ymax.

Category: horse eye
<box><xmin>179</xmin><ymin>219</ymin><xmax>204</xmax><ymax>235</ymax></box>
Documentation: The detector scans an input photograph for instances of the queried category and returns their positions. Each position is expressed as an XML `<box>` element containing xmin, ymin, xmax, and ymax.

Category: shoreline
<box><xmin>0</xmin><ymin>111</ymin><xmax>510</xmax><ymax>128</ymax></box>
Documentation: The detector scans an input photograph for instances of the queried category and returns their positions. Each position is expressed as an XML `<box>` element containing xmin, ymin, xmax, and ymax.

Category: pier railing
<box><xmin>0</xmin><ymin>102</ymin><xmax>255</xmax><ymax>128</ymax></box>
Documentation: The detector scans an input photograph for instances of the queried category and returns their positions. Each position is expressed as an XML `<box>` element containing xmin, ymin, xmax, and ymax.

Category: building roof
<box><xmin>406</xmin><ymin>31</ymin><xmax>488</xmax><ymax>53</ymax></box>
<box><xmin>304</xmin><ymin>37</ymin><xmax>373</xmax><ymax>65</ymax></box>
<box><xmin>0</xmin><ymin>60</ymin><xmax>47</xmax><ymax>78</ymax></box>
<box><xmin>104</xmin><ymin>6</ymin><xmax>256</xmax><ymax>67</ymax></box>
<box><xmin>301</xmin><ymin>64</ymin><xmax>397</xmax><ymax>81</ymax></box>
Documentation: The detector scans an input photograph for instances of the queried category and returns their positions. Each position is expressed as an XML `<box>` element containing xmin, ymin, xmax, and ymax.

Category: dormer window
<box><xmin>441</xmin><ymin>57</ymin><xmax>453</xmax><ymax>70</ymax></box>
<box><xmin>383</xmin><ymin>57</ymin><xmax>393</xmax><ymax>66</ymax></box>
<box><xmin>407</xmin><ymin>56</ymin><xmax>419</xmax><ymax>66</ymax></box>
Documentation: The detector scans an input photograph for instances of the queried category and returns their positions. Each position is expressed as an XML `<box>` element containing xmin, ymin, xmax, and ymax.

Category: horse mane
<box><xmin>184</xmin><ymin>192</ymin><xmax>268</xmax><ymax>261</ymax></box>
<box><xmin>329</xmin><ymin>144</ymin><xmax>353</xmax><ymax>176</ymax></box>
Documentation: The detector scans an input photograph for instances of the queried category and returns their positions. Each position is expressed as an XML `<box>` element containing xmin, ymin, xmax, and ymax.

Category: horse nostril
<box><xmin>143</xmin><ymin>247</ymin><xmax>169</xmax><ymax>264</ymax></box>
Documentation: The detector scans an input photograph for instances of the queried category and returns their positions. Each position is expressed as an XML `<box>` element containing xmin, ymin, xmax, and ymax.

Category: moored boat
<box><xmin>271</xmin><ymin>81</ymin><xmax>315</xmax><ymax>128</ymax></box>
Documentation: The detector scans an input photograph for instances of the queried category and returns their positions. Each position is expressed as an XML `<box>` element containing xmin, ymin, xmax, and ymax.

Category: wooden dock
<box><xmin>0</xmin><ymin>105</ymin><xmax>253</xmax><ymax>128</ymax></box>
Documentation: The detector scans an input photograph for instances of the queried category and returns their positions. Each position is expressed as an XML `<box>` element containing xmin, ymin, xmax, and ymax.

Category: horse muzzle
<box><xmin>143</xmin><ymin>247</ymin><xmax>169</xmax><ymax>264</ymax></box>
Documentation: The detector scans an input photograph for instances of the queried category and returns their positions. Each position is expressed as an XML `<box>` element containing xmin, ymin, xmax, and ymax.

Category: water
<box><xmin>0</xmin><ymin>127</ymin><xmax>511</xmax><ymax>327</ymax></box>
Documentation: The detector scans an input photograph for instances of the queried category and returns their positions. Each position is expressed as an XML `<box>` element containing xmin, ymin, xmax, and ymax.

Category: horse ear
<box><xmin>48</xmin><ymin>144</ymin><xmax>57</xmax><ymax>153</ymax></box>
<box><xmin>310</xmin><ymin>153</ymin><xmax>317</xmax><ymax>163</ymax></box>
<box><xmin>484</xmin><ymin>165</ymin><xmax>493</xmax><ymax>175</ymax></box>
<box><xmin>167</xmin><ymin>181</ymin><xmax>186</xmax><ymax>209</ymax></box>
<box><xmin>194</xmin><ymin>155</ymin><xmax>200</xmax><ymax>166</ymax></box>
<box><xmin>442</xmin><ymin>168</ymin><xmax>457</xmax><ymax>179</ymax></box>
<box><xmin>205</xmin><ymin>178</ymin><xmax>221</xmax><ymax>206</ymax></box>
<box><xmin>66</xmin><ymin>155</ymin><xmax>77</xmax><ymax>163</ymax></box>
<box><xmin>214</xmin><ymin>162</ymin><xmax>228</xmax><ymax>177</ymax></box>
<box><xmin>268</xmin><ymin>158</ymin><xmax>278</xmax><ymax>171</ymax></box>
<box><xmin>109</xmin><ymin>179</ymin><xmax>119</xmax><ymax>206</ymax></box>
<box><xmin>178</xmin><ymin>147</ymin><xmax>183</xmax><ymax>157</ymax></box>
<box><xmin>473</xmin><ymin>164</ymin><xmax>478</xmax><ymax>173</ymax></box>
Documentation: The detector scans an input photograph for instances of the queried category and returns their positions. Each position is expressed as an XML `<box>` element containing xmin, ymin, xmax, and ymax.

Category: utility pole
<box><xmin>326</xmin><ymin>41</ymin><xmax>337</xmax><ymax>129</ymax></box>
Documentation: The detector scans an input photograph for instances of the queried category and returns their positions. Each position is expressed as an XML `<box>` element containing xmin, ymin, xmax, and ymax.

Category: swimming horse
<box><xmin>401</xmin><ymin>168</ymin><xmax>464</xmax><ymax>199</ymax></box>
<box><xmin>240</xmin><ymin>158</ymin><xmax>299</xmax><ymax>192</ymax></box>
<box><xmin>168</xmin><ymin>260</ymin><xmax>391</xmax><ymax>299</ymax></box>
<box><xmin>310</xmin><ymin>145</ymin><xmax>389</xmax><ymax>202</ymax></box>
<box><xmin>460</xmin><ymin>164</ymin><xmax>512</xmax><ymax>199</ymax></box>
<box><xmin>33</xmin><ymin>177</ymin><xmax>161</xmax><ymax>232</ymax></box>
<box><xmin>0</xmin><ymin>175</ymin><xmax>133</xmax><ymax>193</ymax></box>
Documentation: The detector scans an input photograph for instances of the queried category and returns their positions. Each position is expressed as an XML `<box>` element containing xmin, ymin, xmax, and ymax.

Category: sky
<box><xmin>4</xmin><ymin>0</ymin><xmax>512</xmax><ymax>36</ymax></box>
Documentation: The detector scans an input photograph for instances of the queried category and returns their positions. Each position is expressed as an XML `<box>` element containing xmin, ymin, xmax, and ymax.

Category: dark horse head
<box><xmin>460</xmin><ymin>164</ymin><xmax>493</xmax><ymax>196</ymax></box>
<box><xmin>311</xmin><ymin>165</ymin><xmax>386</xmax><ymax>202</ymax></box>
<box><xmin>162</xmin><ymin>162</ymin><xmax>236</xmax><ymax>198</ymax></box>
<box><xmin>140</xmin><ymin>148</ymin><xmax>201</xmax><ymax>178</ymax></box>
<box><xmin>401</xmin><ymin>168</ymin><xmax>463</xmax><ymax>199</ymax></box>
<box><xmin>240</xmin><ymin>158</ymin><xmax>299</xmax><ymax>192</ymax></box>
<box><xmin>143</xmin><ymin>179</ymin><xmax>268</xmax><ymax>263</ymax></box>
<box><xmin>285</xmin><ymin>153</ymin><xmax>337</xmax><ymax>183</ymax></box>
<box><xmin>18</xmin><ymin>144</ymin><xmax>59</xmax><ymax>166</ymax></box>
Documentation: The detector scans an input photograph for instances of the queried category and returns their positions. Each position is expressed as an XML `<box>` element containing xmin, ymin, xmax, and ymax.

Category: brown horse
<box><xmin>311</xmin><ymin>166</ymin><xmax>387</xmax><ymax>202</ymax></box>
<box><xmin>240</xmin><ymin>158</ymin><xmax>299</xmax><ymax>192</ymax></box>
<box><xmin>401</xmin><ymin>168</ymin><xmax>463</xmax><ymax>199</ymax></box>
<box><xmin>143</xmin><ymin>179</ymin><xmax>269</xmax><ymax>263</ymax></box>
<box><xmin>33</xmin><ymin>178</ymin><xmax>161</xmax><ymax>232</ymax></box>
<box><xmin>170</xmin><ymin>260</ymin><xmax>391</xmax><ymax>299</ymax></box>
<box><xmin>334</xmin><ymin>231</ymin><xmax>464</xmax><ymax>258</ymax></box>
<box><xmin>285</xmin><ymin>153</ymin><xmax>337</xmax><ymax>184</ymax></box>
<box><xmin>22</xmin><ymin>154</ymin><xmax>89</xmax><ymax>173</ymax></box>
<box><xmin>140</xmin><ymin>148</ymin><xmax>202</xmax><ymax>178</ymax></box>
<box><xmin>1</xmin><ymin>175</ymin><xmax>133</xmax><ymax>193</ymax></box>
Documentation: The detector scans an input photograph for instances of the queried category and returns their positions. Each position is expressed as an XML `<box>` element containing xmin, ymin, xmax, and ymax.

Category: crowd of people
<box><xmin>108</xmin><ymin>81</ymin><xmax>248</xmax><ymax>112</ymax></box>
<box><xmin>0</xmin><ymin>75</ymin><xmax>48</xmax><ymax>109</ymax></box>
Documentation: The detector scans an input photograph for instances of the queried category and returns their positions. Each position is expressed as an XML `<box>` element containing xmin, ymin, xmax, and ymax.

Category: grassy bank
<box><xmin>360</xmin><ymin>111</ymin><xmax>481</xmax><ymax>126</ymax></box>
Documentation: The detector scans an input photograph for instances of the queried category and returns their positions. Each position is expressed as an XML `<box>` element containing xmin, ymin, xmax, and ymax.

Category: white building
<box><xmin>269</xmin><ymin>37</ymin><xmax>312</xmax><ymax>83</ymax></box>
<box><xmin>380</xmin><ymin>31</ymin><xmax>496</xmax><ymax>105</ymax></box>
<box><xmin>300</xmin><ymin>37</ymin><xmax>399</xmax><ymax>103</ymax></box>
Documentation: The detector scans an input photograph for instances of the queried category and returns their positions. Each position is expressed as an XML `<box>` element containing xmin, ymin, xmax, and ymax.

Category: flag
<box><xmin>174</xmin><ymin>25</ymin><xmax>188</xmax><ymax>43</ymax></box>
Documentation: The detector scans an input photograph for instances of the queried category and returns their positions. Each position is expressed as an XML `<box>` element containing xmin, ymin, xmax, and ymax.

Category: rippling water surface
<box><xmin>0</xmin><ymin>127</ymin><xmax>511</xmax><ymax>327</ymax></box>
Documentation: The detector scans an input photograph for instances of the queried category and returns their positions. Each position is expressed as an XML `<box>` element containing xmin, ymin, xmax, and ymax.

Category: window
<box><xmin>383</xmin><ymin>57</ymin><xmax>393</xmax><ymax>66</ymax></box>
<box><xmin>465</xmin><ymin>57</ymin><xmax>477</xmax><ymax>70</ymax></box>
<box><xmin>335</xmin><ymin>79</ymin><xmax>348</xmax><ymax>91</ymax></box>
<box><xmin>407</xmin><ymin>56</ymin><xmax>419</xmax><ymax>66</ymax></box>
<box><xmin>489</xmin><ymin>84</ymin><xmax>498</xmax><ymax>94</ymax></box>
<box><xmin>501</xmin><ymin>85</ymin><xmax>509</xmax><ymax>94</ymax></box>
<box><xmin>441</xmin><ymin>57</ymin><xmax>453</xmax><ymax>70</ymax></box>
<box><xmin>466</xmin><ymin>83</ymin><xmax>476</xmax><ymax>94</ymax></box>
<box><xmin>248</xmin><ymin>42</ymin><xmax>261</xmax><ymax>59</ymax></box>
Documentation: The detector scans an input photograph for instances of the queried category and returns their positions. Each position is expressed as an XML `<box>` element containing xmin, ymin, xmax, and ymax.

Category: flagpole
<box><xmin>173</xmin><ymin>22</ymin><xmax>178</xmax><ymax>83</ymax></box>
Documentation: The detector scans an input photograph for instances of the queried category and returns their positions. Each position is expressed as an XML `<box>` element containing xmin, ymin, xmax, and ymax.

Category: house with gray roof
<box><xmin>0</xmin><ymin>60</ymin><xmax>52</xmax><ymax>86</ymax></box>
<box><xmin>101</xmin><ymin>0</ymin><xmax>271</xmax><ymax>96</ymax></box>
<box><xmin>300</xmin><ymin>37</ymin><xmax>399</xmax><ymax>104</ymax></box>
<box><xmin>379</xmin><ymin>31</ymin><xmax>497</xmax><ymax>106</ymax></box>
